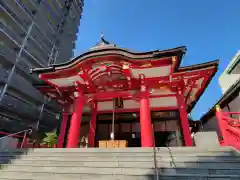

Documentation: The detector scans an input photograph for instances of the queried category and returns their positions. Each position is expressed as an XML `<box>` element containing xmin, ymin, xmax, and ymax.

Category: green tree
<box><xmin>41</xmin><ymin>130</ymin><xmax>57</xmax><ymax>147</ymax></box>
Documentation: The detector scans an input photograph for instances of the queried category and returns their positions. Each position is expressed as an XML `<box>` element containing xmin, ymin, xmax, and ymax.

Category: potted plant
<box><xmin>41</xmin><ymin>130</ymin><xmax>58</xmax><ymax>148</ymax></box>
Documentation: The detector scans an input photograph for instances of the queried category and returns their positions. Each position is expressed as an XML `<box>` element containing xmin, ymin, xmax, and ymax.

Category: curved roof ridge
<box><xmin>30</xmin><ymin>45</ymin><xmax>187</xmax><ymax>74</ymax></box>
<box><xmin>55</xmin><ymin>46</ymin><xmax>186</xmax><ymax>66</ymax></box>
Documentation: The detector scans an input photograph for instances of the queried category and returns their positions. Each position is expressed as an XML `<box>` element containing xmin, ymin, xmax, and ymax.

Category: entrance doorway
<box><xmin>95</xmin><ymin>111</ymin><xmax>183</xmax><ymax>147</ymax></box>
<box><xmin>96</xmin><ymin>119</ymin><xmax>142</xmax><ymax>147</ymax></box>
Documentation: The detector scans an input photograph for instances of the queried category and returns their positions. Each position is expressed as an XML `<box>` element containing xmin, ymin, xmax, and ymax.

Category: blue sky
<box><xmin>74</xmin><ymin>0</ymin><xmax>240</xmax><ymax>119</ymax></box>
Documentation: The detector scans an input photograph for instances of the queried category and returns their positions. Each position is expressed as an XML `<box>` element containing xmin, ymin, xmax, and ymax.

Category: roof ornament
<box><xmin>90</xmin><ymin>33</ymin><xmax>116</xmax><ymax>50</ymax></box>
<box><xmin>100</xmin><ymin>32</ymin><xmax>104</xmax><ymax>40</ymax></box>
<box><xmin>99</xmin><ymin>32</ymin><xmax>111</xmax><ymax>45</ymax></box>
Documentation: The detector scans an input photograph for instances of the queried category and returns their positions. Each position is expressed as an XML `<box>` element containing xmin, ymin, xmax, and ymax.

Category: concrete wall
<box><xmin>219</xmin><ymin>73</ymin><xmax>240</xmax><ymax>94</ymax></box>
<box><xmin>194</xmin><ymin>131</ymin><xmax>220</xmax><ymax>148</ymax></box>
<box><xmin>202</xmin><ymin>115</ymin><xmax>221</xmax><ymax>136</ymax></box>
<box><xmin>228</xmin><ymin>94</ymin><xmax>240</xmax><ymax>119</ymax></box>
<box><xmin>202</xmin><ymin>94</ymin><xmax>240</xmax><ymax>135</ymax></box>
<box><xmin>219</xmin><ymin>51</ymin><xmax>240</xmax><ymax>94</ymax></box>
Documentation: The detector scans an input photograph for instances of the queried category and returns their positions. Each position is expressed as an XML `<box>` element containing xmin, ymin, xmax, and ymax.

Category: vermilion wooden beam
<box><xmin>78</xmin><ymin>67</ymin><xmax>96</xmax><ymax>93</ymax></box>
<box><xmin>38</xmin><ymin>65</ymin><xmax>213</xmax><ymax>114</ymax></box>
<box><xmin>176</xmin><ymin>89</ymin><xmax>193</xmax><ymax>146</ymax></box>
<box><xmin>57</xmin><ymin>108</ymin><xmax>69</xmax><ymax>148</ymax></box>
<box><xmin>85</xmin><ymin>89</ymin><xmax>176</xmax><ymax>102</ymax></box>
<box><xmin>67</xmin><ymin>87</ymin><xmax>84</xmax><ymax>148</ymax></box>
<box><xmin>90</xmin><ymin>90</ymin><xmax>135</xmax><ymax>100</ymax></box>
<box><xmin>130</xmin><ymin>60</ymin><xmax>172</xmax><ymax>69</ymax></box>
<box><xmin>139</xmin><ymin>87</ymin><xmax>154</xmax><ymax>147</ymax></box>
<box><xmin>89</xmin><ymin>106</ymin><xmax>178</xmax><ymax>115</ymax></box>
<box><xmin>184</xmin><ymin>79</ymin><xmax>194</xmax><ymax>104</ymax></box>
<box><xmin>38</xmin><ymin>77</ymin><xmax>198</xmax><ymax>102</ymax></box>
<box><xmin>88</xmin><ymin>102</ymin><xmax>97</xmax><ymax>147</ymax></box>
<box><xmin>40</xmin><ymin>56</ymin><xmax>172</xmax><ymax>79</ymax></box>
<box><xmin>173</xmin><ymin>68</ymin><xmax>215</xmax><ymax>77</ymax></box>
<box><xmin>40</xmin><ymin>68</ymin><xmax>210</xmax><ymax>92</ymax></box>
<box><xmin>122</xmin><ymin>67</ymin><xmax>133</xmax><ymax>89</ymax></box>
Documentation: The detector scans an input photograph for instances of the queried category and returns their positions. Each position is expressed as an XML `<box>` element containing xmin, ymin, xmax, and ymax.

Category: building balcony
<box><xmin>9</xmin><ymin>72</ymin><xmax>44</xmax><ymax>103</ymax></box>
<box><xmin>1</xmin><ymin>0</ymin><xmax>32</xmax><ymax>28</ymax></box>
<box><xmin>0</xmin><ymin>44</ymin><xmax>40</xmax><ymax>82</ymax></box>
<box><xmin>45</xmin><ymin>100</ymin><xmax>61</xmax><ymax>113</ymax></box>
<box><xmin>0</xmin><ymin>93</ymin><xmax>40</xmax><ymax>121</ymax></box>
<box><xmin>0</xmin><ymin>27</ymin><xmax>45</xmax><ymax>68</ymax></box>
<box><xmin>66</xmin><ymin>0</ymin><xmax>83</xmax><ymax>22</ymax></box>
<box><xmin>0</xmin><ymin>2</ymin><xmax>30</xmax><ymax>29</ymax></box>
<box><xmin>0</xmin><ymin>66</ymin><xmax>9</xmax><ymax>83</ymax></box>
<box><xmin>1</xmin><ymin>3</ymin><xmax>27</xmax><ymax>36</ymax></box>
<box><xmin>0</xmin><ymin>42</ymin><xmax>18</xmax><ymax>65</ymax></box>
<box><xmin>26</xmin><ymin>38</ymin><xmax>50</xmax><ymax>64</ymax></box>
<box><xmin>0</xmin><ymin>21</ymin><xmax>23</xmax><ymax>46</ymax></box>
<box><xmin>17</xmin><ymin>60</ymin><xmax>38</xmax><ymax>81</ymax></box>
<box><xmin>3</xmin><ymin>0</ymin><xmax>57</xmax><ymax>45</ymax></box>
<box><xmin>51</xmin><ymin>0</ymin><xmax>63</xmax><ymax>16</ymax></box>
<box><xmin>40</xmin><ymin>0</ymin><xmax>61</xmax><ymax>26</ymax></box>
<box><xmin>41</xmin><ymin>109</ymin><xmax>58</xmax><ymax>126</ymax></box>
<box><xmin>28</xmin><ymin>33</ymin><xmax>52</xmax><ymax>57</ymax></box>
<box><xmin>24</xmin><ymin>48</ymin><xmax>47</xmax><ymax>67</ymax></box>
<box><xmin>31</xmin><ymin>25</ymin><xmax>54</xmax><ymax>52</ymax></box>
<box><xmin>1</xmin><ymin>3</ymin><xmax>54</xmax><ymax>55</ymax></box>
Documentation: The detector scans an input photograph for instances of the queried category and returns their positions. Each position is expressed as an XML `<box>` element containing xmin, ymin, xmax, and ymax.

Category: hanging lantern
<box><xmin>114</xmin><ymin>97</ymin><xmax>123</xmax><ymax>108</ymax></box>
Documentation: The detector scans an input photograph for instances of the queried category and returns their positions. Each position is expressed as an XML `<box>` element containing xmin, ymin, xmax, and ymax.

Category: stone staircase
<box><xmin>0</xmin><ymin>147</ymin><xmax>240</xmax><ymax>180</ymax></box>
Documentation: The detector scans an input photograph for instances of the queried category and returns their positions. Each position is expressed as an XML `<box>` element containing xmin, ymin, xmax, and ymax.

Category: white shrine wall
<box><xmin>68</xmin><ymin>88</ymin><xmax>178</xmax><ymax>113</ymax></box>
<box><xmin>97</xmin><ymin>96</ymin><xmax>177</xmax><ymax>112</ymax></box>
<box><xmin>68</xmin><ymin>96</ymin><xmax>177</xmax><ymax>113</ymax></box>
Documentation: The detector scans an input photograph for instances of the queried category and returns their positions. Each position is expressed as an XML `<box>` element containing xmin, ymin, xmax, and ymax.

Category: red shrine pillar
<box><xmin>176</xmin><ymin>88</ymin><xmax>193</xmax><ymax>146</ymax></box>
<box><xmin>67</xmin><ymin>88</ymin><xmax>84</xmax><ymax>148</ymax></box>
<box><xmin>57</xmin><ymin>107</ymin><xmax>69</xmax><ymax>148</ymax></box>
<box><xmin>139</xmin><ymin>85</ymin><xmax>154</xmax><ymax>147</ymax></box>
<box><xmin>88</xmin><ymin>102</ymin><xmax>97</xmax><ymax>147</ymax></box>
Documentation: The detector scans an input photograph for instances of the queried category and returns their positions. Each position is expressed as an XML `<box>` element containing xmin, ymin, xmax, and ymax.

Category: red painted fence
<box><xmin>216</xmin><ymin>105</ymin><xmax>240</xmax><ymax>150</ymax></box>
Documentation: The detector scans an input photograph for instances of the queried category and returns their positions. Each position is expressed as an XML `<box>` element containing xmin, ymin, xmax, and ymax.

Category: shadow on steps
<box><xmin>0</xmin><ymin>147</ymin><xmax>239</xmax><ymax>179</ymax></box>
<box><xmin>0</xmin><ymin>148</ymin><xmax>30</xmax><ymax>169</ymax></box>
<box><xmin>146</xmin><ymin>147</ymin><xmax>240</xmax><ymax>180</ymax></box>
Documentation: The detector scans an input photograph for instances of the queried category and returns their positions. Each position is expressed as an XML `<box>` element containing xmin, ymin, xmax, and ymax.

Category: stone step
<box><xmin>1</xmin><ymin>149</ymin><xmax>238</xmax><ymax>159</ymax></box>
<box><xmin>17</xmin><ymin>155</ymin><xmax>240</xmax><ymax>162</ymax></box>
<box><xmin>13</xmin><ymin>151</ymin><xmax>239</xmax><ymax>158</ymax></box>
<box><xmin>5</xmin><ymin>161</ymin><xmax>240</xmax><ymax>169</ymax></box>
<box><xmin>1</xmin><ymin>147</ymin><xmax>239</xmax><ymax>180</ymax></box>
<box><xmin>0</xmin><ymin>173</ymin><xmax>240</xmax><ymax>180</ymax></box>
<box><xmin>2</xmin><ymin>166</ymin><xmax>240</xmax><ymax>175</ymax></box>
<box><xmin>0</xmin><ymin>146</ymin><xmax>236</xmax><ymax>153</ymax></box>
<box><xmin>0</xmin><ymin>152</ymin><xmax>27</xmax><ymax>156</ymax></box>
<box><xmin>0</xmin><ymin>172</ymin><xmax>240</xmax><ymax>180</ymax></box>
<box><xmin>10</xmin><ymin>156</ymin><xmax>240</xmax><ymax>163</ymax></box>
<box><xmin>0</xmin><ymin>156</ymin><xmax>21</xmax><ymax>163</ymax></box>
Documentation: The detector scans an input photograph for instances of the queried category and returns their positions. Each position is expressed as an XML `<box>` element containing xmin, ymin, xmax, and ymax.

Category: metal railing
<box><xmin>0</xmin><ymin>129</ymin><xmax>32</xmax><ymax>148</ymax></box>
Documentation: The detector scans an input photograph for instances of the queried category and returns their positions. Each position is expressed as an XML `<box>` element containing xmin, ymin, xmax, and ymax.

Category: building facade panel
<box><xmin>0</xmin><ymin>0</ymin><xmax>84</xmax><ymax>133</ymax></box>
<box><xmin>219</xmin><ymin>51</ymin><xmax>240</xmax><ymax>94</ymax></box>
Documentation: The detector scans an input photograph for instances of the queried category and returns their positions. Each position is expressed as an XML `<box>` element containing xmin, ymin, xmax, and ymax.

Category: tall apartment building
<box><xmin>0</xmin><ymin>0</ymin><xmax>84</xmax><ymax>134</ymax></box>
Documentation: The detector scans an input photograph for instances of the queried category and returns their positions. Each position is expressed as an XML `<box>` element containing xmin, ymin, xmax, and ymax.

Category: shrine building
<box><xmin>31</xmin><ymin>37</ymin><xmax>219</xmax><ymax>148</ymax></box>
